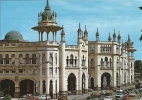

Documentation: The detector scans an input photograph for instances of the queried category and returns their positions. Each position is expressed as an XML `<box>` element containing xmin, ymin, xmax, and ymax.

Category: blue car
<box><xmin>115</xmin><ymin>93</ymin><xmax>124</xmax><ymax>100</ymax></box>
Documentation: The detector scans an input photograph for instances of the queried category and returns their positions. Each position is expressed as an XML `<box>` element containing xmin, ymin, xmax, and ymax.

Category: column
<box><xmin>46</xmin><ymin>52</ymin><xmax>49</xmax><ymax>95</ymax></box>
<box><xmin>38</xmin><ymin>32</ymin><xmax>41</xmax><ymax>41</ymax></box>
<box><xmin>39</xmin><ymin>53</ymin><xmax>43</xmax><ymax>94</ymax></box>
<box><xmin>46</xmin><ymin>31</ymin><xmax>49</xmax><ymax>41</ymax></box>
<box><xmin>14</xmin><ymin>86</ymin><xmax>20</xmax><ymax>98</ymax></box>
<box><xmin>55</xmin><ymin>32</ymin><xmax>57</xmax><ymax>41</ymax></box>
<box><xmin>52</xmin><ymin>32</ymin><xmax>55</xmax><ymax>41</ymax></box>
<box><xmin>41</xmin><ymin>32</ymin><xmax>43</xmax><ymax>41</ymax></box>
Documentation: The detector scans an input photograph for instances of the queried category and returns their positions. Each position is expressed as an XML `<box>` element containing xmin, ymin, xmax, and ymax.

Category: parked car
<box><xmin>129</xmin><ymin>91</ymin><xmax>136</xmax><ymax>97</ymax></box>
<box><xmin>116</xmin><ymin>88</ymin><xmax>123</xmax><ymax>93</ymax></box>
<box><xmin>104</xmin><ymin>96</ymin><xmax>113</xmax><ymax>100</ymax></box>
<box><xmin>100</xmin><ymin>90</ymin><xmax>106</xmax><ymax>95</ymax></box>
<box><xmin>39</xmin><ymin>94</ymin><xmax>51</xmax><ymax>100</ymax></box>
<box><xmin>18</xmin><ymin>98</ymin><xmax>26</xmax><ymax>100</ymax></box>
<box><xmin>122</xmin><ymin>94</ymin><xmax>130</xmax><ymax>100</ymax></box>
<box><xmin>115</xmin><ymin>93</ymin><xmax>124</xmax><ymax>100</ymax></box>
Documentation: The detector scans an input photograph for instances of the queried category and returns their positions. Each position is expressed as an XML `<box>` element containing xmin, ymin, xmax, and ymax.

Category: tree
<box><xmin>134</xmin><ymin>60</ymin><xmax>142</xmax><ymax>74</ymax></box>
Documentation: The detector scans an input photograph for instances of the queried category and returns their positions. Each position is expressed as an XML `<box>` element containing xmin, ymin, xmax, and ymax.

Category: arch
<box><xmin>0</xmin><ymin>79</ymin><xmax>15</xmax><ymax>97</ymax></box>
<box><xmin>90</xmin><ymin>58</ymin><xmax>94</xmax><ymax>67</ymax></box>
<box><xmin>32</xmin><ymin>54</ymin><xmax>36</xmax><ymax>64</ymax></box>
<box><xmin>25</xmin><ymin>54</ymin><xmax>30</xmax><ymax>64</ymax></box>
<box><xmin>82</xmin><ymin>73</ymin><xmax>85</xmax><ymax>94</ymax></box>
<box><xmin>70</xmin><ymin>54</ymin><xmax>73</xmax><ymax>64</ymax></box>
<box><xmin>90</xmin><ymin>77</ymin><xmax>94</xmax><ymax>89</ymax></box>
<box><xmin>68</xmin><ymin>73</ymin><xmax>76</xmax><ymax>93</ymax></box>
<box><xmin>43</xmin><ymin>80</ymin><xmax>46</xmax><ymax>93</ymax></box>
<box><xmin>5</xmin><ymin>54</ymin><xmax>9</xmax><ymax>64</ymax></box>
<box><xmin>49</xmin><ymin>80</ymin><xmax>53</xmax><ymax>98</ymax></box>
<box><xmin>105</xmin><ymin>57</ymin><xmax>108</xmax><ymax>62</ymax></box>
<box><xmin>19</xmin><ymin>79</ymin><xmax>36</xmax><ymax>96</ymax></box>
<box><xmin>101</xmin><ymin>72</ymin><xmax>111</xmax><ymax>90</ymax></box>
<box><xmin>0</xmin><ymin>54</ymin><xmax>3</xmax><ymax>64</ymax></box>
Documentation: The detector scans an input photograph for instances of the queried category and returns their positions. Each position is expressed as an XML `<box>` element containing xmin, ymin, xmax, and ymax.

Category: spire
<box><xmin>113</xmin><ymin>29</ymin><xmax>116</xmax><ymax>37</ymax></box>
<box><xmin>61</xmin><ymin>25</ymin><xmax>65</xmax><ymax>35</ymax></box>
<box><xmin>108</xmin><ymin>32</ymin><xmax>111</xmax><ymax>41</ymax></box>
<box><xmin>117</xmin><ymin>31</ymin><xmax>121</xmax><ymax>39</ymax></box>
<box><xmin>84</xmin><ymin>25</ymin><xmax>88</xmax><ymax>34</ymax></box>
<box><xmin>96</xmin><ymin>27</ymin><xmax>99</xmax><ymax>36</ymax></box>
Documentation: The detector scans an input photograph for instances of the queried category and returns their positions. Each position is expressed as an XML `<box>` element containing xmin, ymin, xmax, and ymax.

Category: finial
<box><xmin>97</xmin><ymin>27</ymin><xmax>98</xmax><ymax>32</ymax></box>
<box><xmin>79</xmin><ymin>23</ymin><xmax>80</xmax><ymax>28</ymax></box>
<box><xmin>47</xmin><ymin>0</ymin><xmax>49</xmax><ymax>5</ymax></box>
<box><xmin>114</xmin><ymin>29</ymin><xmax>115</xmax><ymax>33</ymax></box>
<box><xmin>85</xmin><ymin>25</ymin><xmax>86</xmax><ymax>30</ymax></box>
<box><xmin>62</xmin><ymin>25</ymin><xmax>64</xmax><ymax>29</ymax></box>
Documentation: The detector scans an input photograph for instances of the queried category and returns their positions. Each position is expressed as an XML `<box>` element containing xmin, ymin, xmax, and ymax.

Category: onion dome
<box><xmin>41</xmin><ymin>0</ymin><xmax>53</xmax><ymax>21</ymax></box>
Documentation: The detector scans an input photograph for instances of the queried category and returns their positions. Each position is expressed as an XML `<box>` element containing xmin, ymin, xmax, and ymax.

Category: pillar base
<box><xmin>84</xmin><ymin>89</ymin><xmax>88</xmax><ymax>93</ymax></box>
<box><xmin>58</xmin><ymin>91</ymin><xmax>68</xmax><ymax>96</ymax></box>
<box><xmin>76</xmin><ymin>90</ymin><xmax>82</xmax><ymax>95</ymax></box>
<box><xmin>14</xmin><ymin>92</ymin><xmax>20</xmax><ymax>98</ymax></box>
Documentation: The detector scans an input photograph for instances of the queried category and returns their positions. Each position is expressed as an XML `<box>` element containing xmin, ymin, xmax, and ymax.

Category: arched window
<box><xmin>42</xmin><ymin>54</ymin><xmax>46</xmax><ymax>63</ymax></box>
<box><xmin>25</xmin><ymin>54</ymin><xmax>30</xmax><ymax>64</ymax></box>
<box><xmin>49</xmin><ymin>53</ymin><xmax>53</xmax><ymax>65</ymax></box>
<box><xmin>55</xmin><ymin>53</ymin><xmax>57</xmax><ymax>65</ymax></box>
<box><xmin>0</xmin><ymin>54</ymin><xmax>3</xmax><ymax>64</ymax></box>
<box><xmin>70</xmin><ymin>54</ymin><xmax>73</xmax><ymax>65</ymax></box>
<box><xmin>100</xmin><ymin>58</ymin><xmax>103</xmax><ymax>66</ymax></box>
<box><xmin>90</xmin><ymin>58</ymin><xmax>94</xmax><ymax>67</ymax></box>
<box><xmin>5</xmin><ymin>54</ymin><xmax>9</xmax><ymax>64</ymax></box>
<box><xmin>66</xmin><ymin>56</ymin><xmax>69</xmax><ymax>66</ymax></box>
<box><xmin>75</xmin><ymin>56</ymin><xmax>77</xmax><ymax>66</ymax></box>
<box><xmin>105</xmin><ymin>57</ymin><xmax>108</xmax><ymax>62</ymax></box>
<box><xmin>32</xmin><ymin>54</ymin><xmax>36</xmax><ymax>64</ymax></box>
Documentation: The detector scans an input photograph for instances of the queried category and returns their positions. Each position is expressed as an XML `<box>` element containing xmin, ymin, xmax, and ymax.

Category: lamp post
<box><xmin>88</xmin><ymin>65</ymin><xmax>100</xmax><ymax>90</ymax></box>
<box><xmin>139</xmin><ymin>7</ymin><xmax>142</xmax><ymax>42</ymax></box>
<box><xmin>19</xmin><ymin>61</ymin><xmax>49</xmax><ymax>97</ymax></box>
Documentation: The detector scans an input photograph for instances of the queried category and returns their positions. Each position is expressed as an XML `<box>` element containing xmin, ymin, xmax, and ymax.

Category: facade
<box><xmin>88</xmin><ymin>29</ymin><xmax>136</xmax><ymax>90</ymax></box>
<box><xmin>0</xmin><ymin>0</ymin><xmax>136</xmax><ymax>99</ymax></box>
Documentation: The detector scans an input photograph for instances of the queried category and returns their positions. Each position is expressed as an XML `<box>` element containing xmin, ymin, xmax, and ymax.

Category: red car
<box><xmin>122</xmin><ymin>95</ymin><xmax>130</xmax><ymax>100</ymax></box>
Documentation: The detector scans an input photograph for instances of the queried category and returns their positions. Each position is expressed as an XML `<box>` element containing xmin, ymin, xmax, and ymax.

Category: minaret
<box><xmin>96</xmin><ymin>28</ymin><xmax>99</xmax><ymax>41</ymax></box>
<box><xmin>59</xmin><ymin>25</ymin><xmax>67</xmax><ymax>95</ymax></box>
<box><xmin>32</xmin><ymin>0</ymin><xmax>62</xmax><ymax>42</ymax></box>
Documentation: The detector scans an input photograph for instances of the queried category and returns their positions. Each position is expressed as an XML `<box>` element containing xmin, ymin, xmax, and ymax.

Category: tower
<box><xmin>32</xmin><ymin>0</ymin><xmax>62</xmax><ymax>42</ymax></box>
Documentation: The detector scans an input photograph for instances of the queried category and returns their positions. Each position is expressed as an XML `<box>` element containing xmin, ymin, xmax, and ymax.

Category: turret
<box><xmin>113</xmin><ymin>29</ymin><xmax>116</xmax><ymax>41</ymax></box>
<box><xmin>96</xmin><ymin>28</ymin><xmax>99</xmax><ymax>41</ymax></box>
<box><xmin>117</xmin><ymin>31</ymin><xmax>121</xmax><ymax>44</ymax></box>
<box><xmin>84</xmin><ymin>25</ymin><xmax>88</xmax><ymax>41</ymax></box>
<box><xmin>77</xmin><ymin>23</ymin><xmax>82</xmax><ymax>39</ymax></box>
<box><xmin>60</xmin><ymin>25</ymin><xmax>65</xmax><ymax>42</ymax></box>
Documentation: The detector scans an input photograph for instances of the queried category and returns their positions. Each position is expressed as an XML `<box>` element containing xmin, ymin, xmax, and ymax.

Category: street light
<box><xmin>18</xmin><ymin>60</ymin><xmax>49</xmax><ymax>98</ymax></box>
<box><xmin>88</xmin><ymin>65</ymin><xmax>100</xmax><ymax>90</ymax></box>
<box><xmin>139</xmin><ymin>7</ymin><xmax>142</xmax><ymax>42</ymax></box>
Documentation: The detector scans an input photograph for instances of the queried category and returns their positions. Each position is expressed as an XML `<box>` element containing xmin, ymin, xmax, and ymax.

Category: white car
<box><xmin>104</xmin><ymin>96</ymin><xmax>113</xmax><ymax>100</ymax></box>
<box><xmin>129</xmin><ymin>91</ymin><xmax>136</xmax><ymax>97</ymax></box>
<box><xmin>39</xmin><ymin>94</ymin><xmax>51</xmax><ymax>100</ymax></box>
<box><xmin>116</xmin><ymin>88</ymin><xmax>123</xmax><ymax>93</ymax></box>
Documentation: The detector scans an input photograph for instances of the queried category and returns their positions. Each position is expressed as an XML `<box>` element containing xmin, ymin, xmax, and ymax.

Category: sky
<box><xmin>0</xmin><ymin>0</ymin><xmax>142</xmax><ymax>60</ymax></box>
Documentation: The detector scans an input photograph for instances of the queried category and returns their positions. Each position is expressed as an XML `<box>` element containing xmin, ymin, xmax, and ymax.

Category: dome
<box><xmin>4</xmin><ymin>30</ymin><xmax>24</xmax><ymax>41</ymax></box>
<box><xmin>41</xmin><ymin>2</ymin><xmax>53</xmax><ymax>21</ymax></box>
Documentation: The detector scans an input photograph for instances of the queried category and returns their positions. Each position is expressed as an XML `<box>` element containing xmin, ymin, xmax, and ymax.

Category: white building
<box><xmin>0</xmin><ymin>0</ymin><xmax>136</xmax><ymax>99</ymax></box>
